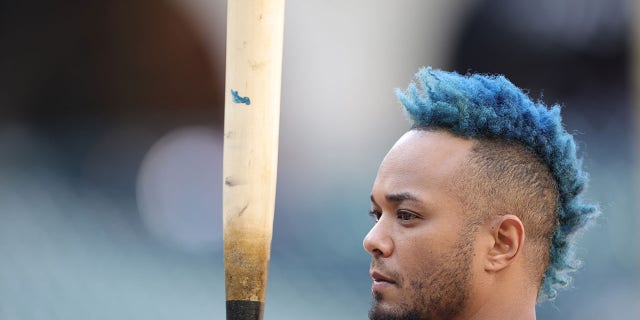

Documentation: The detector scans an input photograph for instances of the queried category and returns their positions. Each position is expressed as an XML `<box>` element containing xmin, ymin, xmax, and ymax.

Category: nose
<box><xmin>363</xmin><ymin>217</ymin><xmax>393</xmax><ymax>257</ymax></box>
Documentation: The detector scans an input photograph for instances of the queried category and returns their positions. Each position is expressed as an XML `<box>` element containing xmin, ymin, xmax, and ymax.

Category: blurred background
<box><xmin>0</xmin><ymin>0</ymin><xmax>637</xmax><ymax>318</ymax></box>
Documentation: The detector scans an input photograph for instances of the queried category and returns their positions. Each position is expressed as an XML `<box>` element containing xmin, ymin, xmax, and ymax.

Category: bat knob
<box><xmin>226</xmin><ymin>300</ymin><xmax>264</xmax><ymax>320</ymax></box>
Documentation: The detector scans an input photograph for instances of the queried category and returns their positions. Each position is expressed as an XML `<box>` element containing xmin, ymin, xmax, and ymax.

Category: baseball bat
<box><xmin>223</xmin><ymin>1</ymin><xmax>285</xmax><ymax>319</ymax></box>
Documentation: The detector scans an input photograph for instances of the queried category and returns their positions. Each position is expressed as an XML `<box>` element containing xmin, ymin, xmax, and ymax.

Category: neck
<box><xmin>463</xmin><ymin>299</ymin><xmax>536</xmax><ymax>320</ymax></box>
<box><xmin>461</xmin><ymin>272</ymin><xmax>538</xmax><ymax>320</ymax></box>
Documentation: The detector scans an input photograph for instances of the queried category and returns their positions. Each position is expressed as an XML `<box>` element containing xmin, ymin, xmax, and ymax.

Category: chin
<box><xmin>368</xmin><ymin>304</ymin><xmax>420</xmax><ymax>320</ymax></box>
<box><xmin>369</xmin><ymin>297</ymin><xmax>419</xmax><ymax>320</ymax></box>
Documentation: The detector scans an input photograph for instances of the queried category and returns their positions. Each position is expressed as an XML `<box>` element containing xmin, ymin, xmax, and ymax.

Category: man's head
<box><xmin>364</xmin><ymin>68</ymin><xmax>598</xmax><ymax>319</ymax></box>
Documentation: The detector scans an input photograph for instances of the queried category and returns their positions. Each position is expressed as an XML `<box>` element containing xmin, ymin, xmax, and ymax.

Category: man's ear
<box><xmin>484</xmin><ymin>214</ymin><xmax>525</xmax><ymax>272</ymax></box>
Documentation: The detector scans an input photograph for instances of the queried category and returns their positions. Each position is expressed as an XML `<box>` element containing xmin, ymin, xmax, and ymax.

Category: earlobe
<box><xmin>484</xmin><ymin>215</ymin><xmax>525</xmax><ymax>272</ymax></box>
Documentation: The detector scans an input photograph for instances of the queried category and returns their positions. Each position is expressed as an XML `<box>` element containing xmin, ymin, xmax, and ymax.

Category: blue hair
<box><xmin>396</xmin><ymin>67</ymin><xmax>598</xmax><ymax>301</ymax></box>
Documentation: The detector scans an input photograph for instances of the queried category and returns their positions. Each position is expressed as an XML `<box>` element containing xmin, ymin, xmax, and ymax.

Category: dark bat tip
<box><xmin>226</xmin><ymin>300</ymin><xmax>264</xmax><ymax>320</ymax></box>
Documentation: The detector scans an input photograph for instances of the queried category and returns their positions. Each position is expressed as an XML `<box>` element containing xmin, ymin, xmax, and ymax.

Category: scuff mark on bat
<box><xmin>225</xmin><ymin>176</ymin><xmax>237</xmax><ymax>187</ymax></box>
<box><xmin>249</xmin><ymin>59</ymin><xmax>267</xmax><ymax>71</ymax></box>
<box><xmin>238</xmin><ymin>203</ymin><xmax>249</xmax><ymax>216</ymax></box>
<box><xmin>225</xmin><ymin>176</ymin><xmax>246</xmax><ymax>187</ymax></box>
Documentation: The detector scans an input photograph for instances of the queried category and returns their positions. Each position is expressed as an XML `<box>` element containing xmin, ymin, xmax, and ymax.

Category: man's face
<box><xmin>364</xmin><ymin>130</ymin><xmax>480</xmax><ymax>320</ymax></box>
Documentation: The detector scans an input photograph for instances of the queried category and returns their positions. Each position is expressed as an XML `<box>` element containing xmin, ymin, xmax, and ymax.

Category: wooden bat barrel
<box><xmin>223</xmin><ymin>0</ymin><xmax>285</xmax><ymax>319</ymax></box>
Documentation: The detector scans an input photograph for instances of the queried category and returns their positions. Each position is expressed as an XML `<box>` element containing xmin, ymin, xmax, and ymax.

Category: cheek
<box><xmin>395</xmin><ymin>238</ymin><xmax>440</xmax><ymax>274</ymax></box>
<box><xmin>399</xmin><ymin>229</ymin><xmax>455</xmax><ymax>257</ymax></box>
<box><xmin>396</xmin><ymin>232</ymin><xmax>468</xmax><ymax>273</ymax></box>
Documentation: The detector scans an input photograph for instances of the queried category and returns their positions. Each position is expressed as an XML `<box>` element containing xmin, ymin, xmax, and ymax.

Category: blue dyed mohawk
<box><xmin>396</xmin><ymin>67</ymin><xmax>598</xmax><ymax>301</ymax></box>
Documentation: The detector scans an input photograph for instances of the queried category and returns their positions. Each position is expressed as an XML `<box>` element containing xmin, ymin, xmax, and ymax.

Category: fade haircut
<box><xmin>396</xmin><ymin>67</ymin><xmax>599</xmax><ymax>301</ymax></box>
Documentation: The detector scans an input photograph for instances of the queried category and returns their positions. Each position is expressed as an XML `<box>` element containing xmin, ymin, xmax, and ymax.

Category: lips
<box><xmin>370</xmin><ymin>270</ymin><xmax>397</xmax><ymax>292</ymax></box>
<box><xmin>371</xmin><ymin>271</ymin><xmax>396</xmax><ymax>284</ymax></box>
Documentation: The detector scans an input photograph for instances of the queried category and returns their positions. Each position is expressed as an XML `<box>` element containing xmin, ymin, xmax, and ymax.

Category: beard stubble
<box><xmin>368</xmin><ymin>231</ymin><xmax>475</xmax><ymax>320</ymax></box>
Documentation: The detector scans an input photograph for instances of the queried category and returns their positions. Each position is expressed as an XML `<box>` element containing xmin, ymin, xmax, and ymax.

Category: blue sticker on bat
<box><xmin>231</xmin><ymin>89</ymin><xmax>251</xmax><ymax>105</ymax></box>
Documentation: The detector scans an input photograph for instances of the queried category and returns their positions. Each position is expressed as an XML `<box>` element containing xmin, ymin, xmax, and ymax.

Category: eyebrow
<box><xmin>370</xmin><ymin>192</ymin><xmax>421</xmax><ymax>204</ymax></box>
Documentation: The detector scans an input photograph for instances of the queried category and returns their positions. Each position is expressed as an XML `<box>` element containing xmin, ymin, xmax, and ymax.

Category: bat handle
<box><xmin>226</xmin><ymin>301</ymin><xmax>263</xmax><ymax>320</ymax></box>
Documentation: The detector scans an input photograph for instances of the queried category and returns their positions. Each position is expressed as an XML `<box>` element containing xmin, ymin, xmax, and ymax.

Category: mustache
<box><xmin>370</xmin><ymin>258</ymin><xmax>402</xmax><ymax>285</ymax></box>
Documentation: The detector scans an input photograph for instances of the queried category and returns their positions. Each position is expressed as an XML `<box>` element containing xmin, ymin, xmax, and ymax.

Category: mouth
<box><xmin>370</xmin><ymin>270</ymin><xmax>397</xmax><ymax>290</ymax></box>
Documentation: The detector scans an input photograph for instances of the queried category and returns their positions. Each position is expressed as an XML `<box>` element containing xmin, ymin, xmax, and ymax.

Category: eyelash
<box><xmin>369</xmin><ymin>210</ymin><xmax>381</xmax><ymax>222</ymax></box>
<box><xmin>368</xmin><ymin>210</ymin><xmax>418</xmax><ymax>222</ymax></box>
<box><xmin>397</xmin><ymin>210</ymin><xmax>417</xmax><ymax>221</ymax></box>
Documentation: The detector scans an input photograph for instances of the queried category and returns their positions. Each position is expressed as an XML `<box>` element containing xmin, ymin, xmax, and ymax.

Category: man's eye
<box><xmin>369</xmin><ymin>210</ymin><xmax>381</xmax><ymax>222</ymax></box>
<box><xmin>397</xmin><ymin>210</ymin><xmax>416</xmax><ymax>221</ymax></box>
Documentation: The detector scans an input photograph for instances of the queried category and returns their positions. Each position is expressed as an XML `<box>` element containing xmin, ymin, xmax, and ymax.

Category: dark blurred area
<box><xmin>454</xmin><ymin>0</ymin><xmax>628</xmax><ymax>99</ymax></box>
<box><xmin>0</xmin><ymin>0</ymin><xmax>223</xmax><ymax>198</ymax></box>
<box><xmin>452</xmin><ymin>0</ymin><xmax>631</xmax><ymax>141</ymax></box>
<box><xmin>0</xmin><ymin>2</ymin><xmax>229</xmax><ymax>317</ymax></box>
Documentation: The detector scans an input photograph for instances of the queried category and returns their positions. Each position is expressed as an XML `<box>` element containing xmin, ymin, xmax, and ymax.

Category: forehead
<box><xmin>372</xmin><ymin>130</ymin><xmax>475</xmax><ymax>206</ymax></box>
